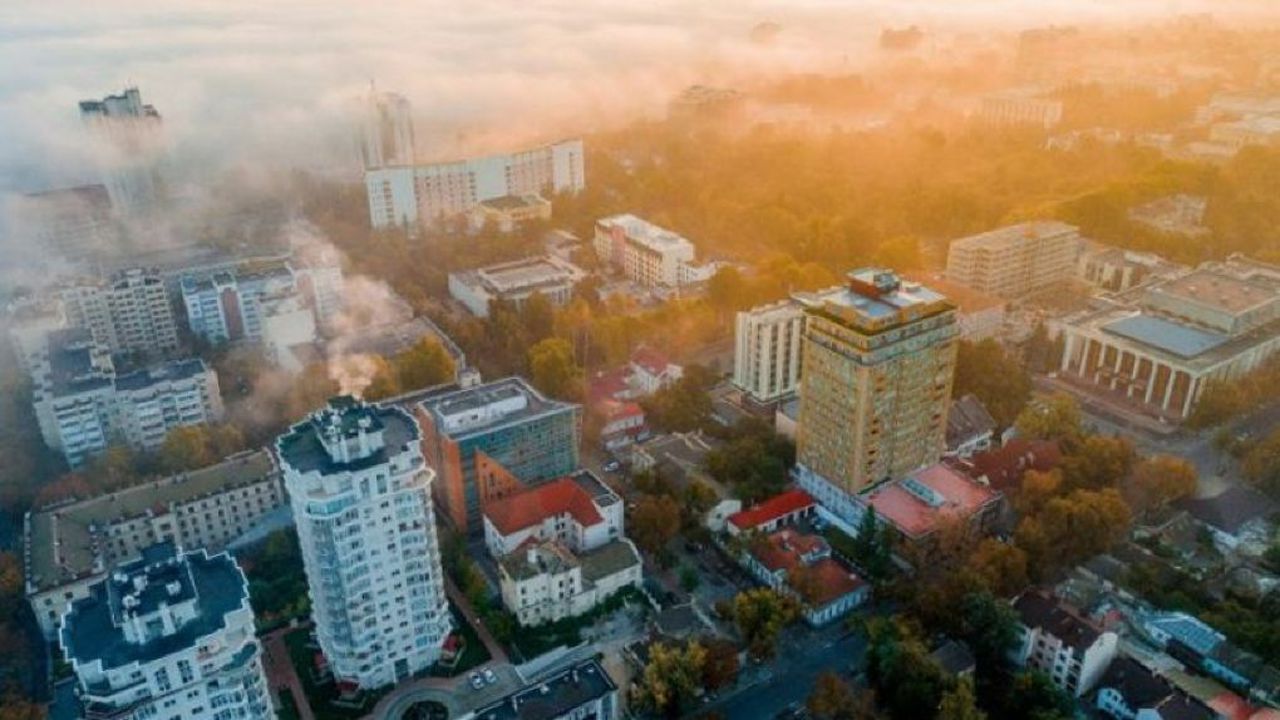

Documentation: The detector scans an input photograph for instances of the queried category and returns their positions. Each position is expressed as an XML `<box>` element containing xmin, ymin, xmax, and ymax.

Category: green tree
<box><xmin>954</xmin><ymin>591</ymin><xmax>1020</xmax><ymax>673</ymax></box>
<box><xmin>1060</xmin><ymin>435</ymin><xmax>1134</xmax><ymax>491</ymax></box>
<box><xmin>528</xmin><ymin>337</ymin><xmax>581</xmax><ymax>400</ymax></box>
<box><xmin>630</xmin><ymin>494</ymin><xmax>682</xmax><ymax>557</ymax></box>
<box><xmin>938</xmin><ymin>678</ymin><xmax>986</xmax><ymax>720</ymax></box>
<box><xmin>864</xmin><ymin>618</ymin><xmax>950</xmax><ymax>720</ymax></box>
<box><xmin>393</xmin><ymin>337</ymin><xmax>456</xmax><ymax>390</ymax></box>
<box><xmin>1013</xmin><ymin>393</ymin><xmax>1082</xmax><ymax>443</ymax></box>
<box><xmin>733</xmin><ymin>588</ymin><xmax>799</xmax><ymax>660</ymax></box>
<box><xmin>993</xmin><ymin>671</ymin><xmax>1074</xmax><ymax>720</ymax></box>
<box><xmin>965</xmin><ymin>539</ymin><xmax>1029</xmax><ymax>598</ymax></box>
<box><xmin>632</xmin><ymin>641</ymin><xmax>707</xmax><ymax>718</ymax></box>
<box><xmin>953</xmin><ymin>339</ymin><xmax>1033</xmax><ymax>428</ymax></box>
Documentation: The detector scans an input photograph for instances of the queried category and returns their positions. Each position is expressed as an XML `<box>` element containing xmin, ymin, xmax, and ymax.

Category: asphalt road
<box><xmin>698</xmin><ymin>630</ymin><xmax>867</xmax><ymax>720</ymax></box>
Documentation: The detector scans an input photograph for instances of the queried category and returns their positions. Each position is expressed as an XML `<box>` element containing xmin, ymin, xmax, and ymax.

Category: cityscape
<box><xmin>5</xmin><ymin>2</ymin><xmax>1280</xmax><ymax>720</ymax></box>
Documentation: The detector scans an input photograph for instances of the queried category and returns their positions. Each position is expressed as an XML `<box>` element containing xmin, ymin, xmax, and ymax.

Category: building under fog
<box><xmin>79</xmin><ymin>87</ymin><xmax>165</xmax><ymax>214</ymax></box>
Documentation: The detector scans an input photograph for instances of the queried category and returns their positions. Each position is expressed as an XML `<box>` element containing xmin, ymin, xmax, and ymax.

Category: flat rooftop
<box><xmin>115</xmin><ymin>358</ymin><xmax>209</xmax><ymax>391</ymax></box>
<box><xmin>27</xmin><ymin>450</ymin><xmax>278</xmax><ymax>593</ymax></box>
<box><xmin>474</xmin><ymin>256</ymin><xmax>582</xmax><ymax>294</ymax></box>
<box><xmin>1147</xmin><ymin>268</ymin><xmax>1278</xmax><ymax>316</ymax></box>
<box><xmin>276</xmin><ymin>401</ymin><xmax>420</xmax><ymax>476</ymax></box>
<box><xmin>44</xmin><ymin>328</ymin><xmax>112</xmax><ymax>398</ymax></box>
<box><xmin>864</xmin><ymin>463</ymin><xmax>999</xmax><ymax>539</ymax></box>
<box><xmin>479</xmin><ymin>194</ymin><xmax>548</xmax><ymax>211</ymax></box>
<box><xmin>62</xmin><ymin>548</ymin><xmax>248</xmax><ymax>670</ymax></box>
<box><xmin>1103</xmin><ymin>314</ymin><xmax>1228</xmax><ymax>359</ymax></box>
<box><xmin>421</xmin><ymin>377</ymin><xmax>577</xmax><ymax>439</ymax></box>
<box><xmin>597</xmin><ymin>214</ymin><xmax>693</xmax><ymax>251</ymax></box>
<box><xmin>473</xmin><ymin>657</ymin><xmax>616</xmax><ymax>720</ymax></box>
<box><xmin>949</xmin><ymin>221</ymin><xmax>1079</xmax><ymax>251</ymax></box>
<box><xmin>799</xmin><ymin>269</ymin><xmax>952</xmax><ymax>327</ymax></box>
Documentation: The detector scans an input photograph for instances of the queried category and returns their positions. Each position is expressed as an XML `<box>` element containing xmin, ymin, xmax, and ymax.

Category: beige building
<box><xmin>978</xmin><ymin>90</ymin><xmax>1064</xmax><ymax>129</ymax></box>
<box><xmin>467</xmin><ymin>193</ymin><xmax>552</xmax><ymax>233</ymax></box>
<box><xmin>794</xmin><ymin>270</ymin><xmax>959</xmax><ymax>523</ymax></box>
<box><xmin>946</xmin><ymin>221</ymin><xmax>1082</xmax><ymax>299</ymax></box>
<box><xmin>593</xmin><ymin>214</ymin><xmax>696</xmax><ymax>288</ymax></box>
<box><xmin>24</xmin><ymin>450</ymin><xmax>284</xmax><ymax>639</ymax></box>
<box><xmin>1054</xmin><ymin>255</ymin><xmax>1280</xmax><ymax>420</ymax></box>
<box><xmin>497</xmin><ymin>538</ymin><xmax>641</xmax><ymax>627</ymax></box>
<box><xmin>60</xmin><ymin>267</ymin><xmax>179</xmax><ymax>358</ymax></box>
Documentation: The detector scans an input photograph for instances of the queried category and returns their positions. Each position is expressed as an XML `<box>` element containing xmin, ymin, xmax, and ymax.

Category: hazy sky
<box><xmin>0</xmin><ymin>0</ymin><xmax>1271</xmax><ymax>193</ymax></box>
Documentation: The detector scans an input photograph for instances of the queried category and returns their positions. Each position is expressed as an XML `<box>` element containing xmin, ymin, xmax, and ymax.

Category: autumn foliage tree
<box><xmin>733</xmin><ymin>587</ymin><xmax>799</xmax><ymax>660</ymax></box>
<box><xmin>1128</xmin><ymin>455</ymin><xmax>1197</xmax><ymax>514</ymax></box>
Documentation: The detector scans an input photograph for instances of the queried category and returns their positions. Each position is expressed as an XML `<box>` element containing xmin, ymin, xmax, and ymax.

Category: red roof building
<box><xmin>727</xmin><ymin>489</ymin><xmax>816</xmax><ymax>535</ymax></box>
<box><xmin>740</xmin><ymin>528</ymin><xmax>868</xmax><ymax>626</ymax></box>
<box><xmin>864</xmin><ymin>463</ymin><xmax>1001</xmax><ymax>541</ymax></box>
<box><xmin>964</xmin><ymin>439</ymin><xmax>1062</xmax><ymax>492</ymax></box>
<box><xmin>481</xmin><ymin>472</ymin><xmax>625</xmax><ymax>558</ymax></box>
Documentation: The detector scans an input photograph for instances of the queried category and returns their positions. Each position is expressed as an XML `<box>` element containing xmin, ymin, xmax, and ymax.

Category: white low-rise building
<box><xmin>448</xmin><ymin>255</ymin><xmax>586</xmax><ymax>318</ymax></box>
<box><xmin>594</xmin><ymin>214</ymin><xmax>698</xmax><ymax>288</ymax></box>
<box><xmin>1012</xmin><ymin>590</ymin><xmax>1118</xmax><ymax>697</ymax></box>
<box><xmin>497</xmin><ymin>538</ymin><xmax>641</xmax><ymax>627</ymax></box>
<box><xmin>482</xmin><ymin>471</ymin><xmax>624</xmax><ymax>558</ymax></box>
<box><xmin>58</xmin><ymin>543</ymin><xmax>275</xmax><ymax>720</ymax></box>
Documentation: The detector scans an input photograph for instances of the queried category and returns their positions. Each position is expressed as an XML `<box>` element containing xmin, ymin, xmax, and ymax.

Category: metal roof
<box><xmin>1102</xmin><ymin>314</ymin><xmax>1228</xmax><ymax>358</ymax></box>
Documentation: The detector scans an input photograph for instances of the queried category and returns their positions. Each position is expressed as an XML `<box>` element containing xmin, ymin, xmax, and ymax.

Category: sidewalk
<box><xmin>262</xmin><ymin>625</ymin><xmax>314</xmax><ymax>720</ymax></box>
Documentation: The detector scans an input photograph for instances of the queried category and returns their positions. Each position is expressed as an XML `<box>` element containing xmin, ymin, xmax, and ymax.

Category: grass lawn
<box><xmin>283</xmin><ymin>627</ymin><xmax>389</xmax><ymax>720</ymax></box>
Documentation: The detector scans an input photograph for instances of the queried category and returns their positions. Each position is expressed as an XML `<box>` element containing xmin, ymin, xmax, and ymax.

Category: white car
<box><xmin>469</xmin><ymin>672</ymin><xmax>485</xmax><ymax>690</ymax></box>
<box><xmin>482</xmin><ymin>668</ymin><xmax>497</xmax><ymax>685</ymax></box>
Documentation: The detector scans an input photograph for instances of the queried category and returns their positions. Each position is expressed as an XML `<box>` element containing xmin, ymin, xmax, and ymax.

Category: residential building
<box><xmin>417</xmin><ymin>378</ymin><xmax>580</xmax><ymax>533</ymax></box>
<box><xmin>448</xmin><ymin>255</ymin><xmax>586</xmax><ymax>318</ymax></box>
<box><xmin>464</xmin><ymin>657</ymin><xmax>618</xmax><ymax>720</ymax></box>
<box><xmin>1140</xmin><ymin>612</ymin><xmax>1280</xmax><ymax>701</ymax></box>
<box><xmin>903</xmin><ymin>272</ymin><xmax>1007</xmax><ymax>341</ymax></box>
<box><xmin>180</xmin><ymin>262</ymin><xmax>295</xmax><ymax>345</ymax></box>
<box><xmin>628</xmin><ymin>347</ymin><xmax>682</xmax><ymax>395</ymax></box>
<box><xmin>1094</xmin><ymin>656</ymin><xmax>1217</xmax><ymax>720</ymax></box>
<box><xmin>30</xmin><ymin>329</ymin><xmax>222</xmax><ymax>467</ymax></box>
<box><xmin>978</xmin><ymin>89</ymin><xmax>1064</xmax><ymax>129</ymax></box>
<box><xmin>80</xmin><ymin>87</ymin><xmax>165</xmax><ymax>213</ymax></box>
<box><xmin>6</xmin><ymin>185</ymin><xmax>117</xmax><ymax>266</ymax></box>
<box><xmin>593</xmin><ymin>214</ymin><xmax>696</xmax><ymax>288</ymax></box>
<box><xmin>946</xmin><ymin>221</ymin><xmax>1083</xmax><ymax>299</ymax></box>
<box><xmin>1127</xmin><ymin>195</ymin><xmax>1210</xmax><ymax>238</ymax></box>
<box><xmin>794</xmin><ymin>270</ymin><xmax>959</xmax><ymax>523</ymax></box>
<box><xmin>467</xmin><ymin>193</ymin><xmax>552</xmax><ymax>233</ymax></box>
<box><xmin>597</xmin><ymin>400</ymin><xmax>646</xmax><ymax>451</ymax></box>
<box><xmin>482</xmin><ymin>471</ymin><xmax>623</xmax><ymax>558</ymax></box>
<box><xmin>862</xmin><ymin>462</ymin><xmax>1002</xmax><ymax>545</ymax></box>
<box><xmin>946</xmin><ymin>394</ymin><xmax>997</xmax><ymax>458</ymax></box>
<box><xmin>25</xmin><ymin>450</ymin><xmax>284</xmax><ymax>638</ymax></box>
<box><xmin>5</xmin><ymin>298</ymin><xmax>66</xmax><ymax>374</ymax></box>
<box><xmin>1053</xmin><ymin>255</ymin><xmax>1280</xmax><ymax>420</ymax></box>
<box><xmin>726</xmin><ymin>489</ymin><xmax>816</xmax><ymax>537</ymax></box>
<box><xmin>1175</xmin><ymin>486</ymin><xmax>1277</xmax><ymax>555</ymax></box>
<box><xmin>277</xmin><ymin>397</ymin><xmax>453</xmax><ymax>689</ymax></box>
<box><xmin>61</xmin><ymin>267</ymin><xmax>180</xmax><ymax>358</ymax></box>
<box><xmin>962</xmin><ymin>438</ymin><xmax>1062</xmax><ymax>493</ymax></box>
<box><xmin>497</xmin><ymin>538</ymin><xmax>641</xmax><ymax>626</ymax></box>
<box><xmin>734</xmin><ymin>292</ymin><xmax>813</xmax><ymax>404</ymax></box>
<box><xmin>1012</xmin><ymin>590</ymin><xmax>1119</xmax><ymax>697</ymax></box>
<box><xmin>365</xmin><ymin>138</ymin><xmax>585</xmax><ymax>229</ymax></box>
<box><xmin>361</xmin><ymin>91</ymin><xmax>415</xmax><ymax>169</ymax></box>
<box><xmin>1077</xmin><ymin>244</ymin><xmax>1187</xmax><ymax>293</ymax></box>
<box><xmin>740</xmin><ymin>528</ymin><xmax>869</xmax><ymax>626</ymax></box>
<box><xmin>59</xmin><ymin>543</ymin><xmax>274</xmax><ymax>720</ymax></box>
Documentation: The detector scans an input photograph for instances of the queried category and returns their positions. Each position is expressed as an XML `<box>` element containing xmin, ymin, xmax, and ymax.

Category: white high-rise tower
<box><xmin>276</xmin><ymin>396</ymin><xmax>452</xmax><ymax>689</ymax></box>
<box><xmin>361</xmin><ymin>90</ymin><xmax>416</xmax><ymax>170</ymax></box>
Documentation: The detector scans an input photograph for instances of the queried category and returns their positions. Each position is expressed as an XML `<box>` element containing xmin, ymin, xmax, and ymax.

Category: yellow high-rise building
<box><xmin>795</xmin><ymin>269</ymin><xmax>958</xmax><ymax>521</ymax></box>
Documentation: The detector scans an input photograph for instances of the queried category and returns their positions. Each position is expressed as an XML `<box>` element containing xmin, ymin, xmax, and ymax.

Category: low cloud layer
<box><xmin>2</xmin><ymin>0</ymin><xmax>1272</xmax><ymax>197</ymax></box>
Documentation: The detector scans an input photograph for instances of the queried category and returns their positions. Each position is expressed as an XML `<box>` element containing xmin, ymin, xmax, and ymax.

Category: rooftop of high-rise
<box><xmin>419</xmin><ymin>376</ymin><xmax>578</xmax><ymax>439</ymax></box>
<box><xmin>277</xmin><ymin>396</ymin><xmax>420</xmax><ymax>476</ymax></box>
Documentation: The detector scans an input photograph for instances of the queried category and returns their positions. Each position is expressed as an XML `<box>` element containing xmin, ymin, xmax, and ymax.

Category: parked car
<box><xmin>603</xmin><ymin>459</ymin><xmax>622</xmax><ymax>473</ymax></box>
<box><xmin>482</xmin><ymin>668</ymin><xmax>497</xmax><ymax>685</ymax></box>
<box><xmin>469</xmin><ymin>672</ymin><xmax>485</xmax><ymax>690</ymax></box>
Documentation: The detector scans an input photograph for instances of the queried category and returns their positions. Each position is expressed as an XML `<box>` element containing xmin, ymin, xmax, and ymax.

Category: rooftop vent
<box><xmin>165</xmin><ymin>581</ymin><xmax>182</xmax><ymax>597</ymax></box>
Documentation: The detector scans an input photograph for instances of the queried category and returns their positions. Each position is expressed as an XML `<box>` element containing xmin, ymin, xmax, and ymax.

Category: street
<box><xmin>698</xmin><ymin>628</ymin><xmax>868</xmax><ymax>720</ymax></box>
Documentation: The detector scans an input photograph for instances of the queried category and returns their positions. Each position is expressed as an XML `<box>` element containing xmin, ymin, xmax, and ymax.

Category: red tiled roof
<box><xmin>598</xmin><ymin>399</ymin><xmax>644</xmax><ymax>422</ymax></box>
<box><xmin>807</xmin><ymin>557</ymin><xmax>865</xmax><ymax>607</ymax></box>
<box><xmin>750</xmin><ymin>528</ymin><xmax>864</xmax><ymax>607</ymax></box>
<box><xmin>865</xmin><ymin>463</ymin><xmax>1000</xmax><ymax>539</ymax></box>
<box><xmin>967</xmin><ymin>439</ymin><xmax>1062</xmax><ymax>492</ymax></box>
<box><xmin>589</xmin><ymin>367</ymin><xmax>631</xmax><ymax>404</ymax></box>
<box><xmin>728</xmin><ymin>489</ymin><xmax>815</xmax><ymax>530</ymax></box>
<box><xmin>484</xmin><ymin>477</ymin><xmax>604</xmax><ymax>536</ymax></box>
<box><xmin>631</xmin><ymin>346</ymin><xmax>673</xmax><ymax>376</ymax></box>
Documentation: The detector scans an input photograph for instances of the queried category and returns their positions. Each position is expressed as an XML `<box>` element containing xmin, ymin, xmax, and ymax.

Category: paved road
<box><xmin>699</xmin><ymin>629</ymin><xmax>867</xmax><ymax>720</ymax></box>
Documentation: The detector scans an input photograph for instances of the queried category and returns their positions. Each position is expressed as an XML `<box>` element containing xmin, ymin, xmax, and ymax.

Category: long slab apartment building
<box><xmin>24</xmin><ymin>449</ymin><xmax>285</xmax><ymax>638</ymax></box>
<box><xmin>945</xmin><ymin>221</ymin><xmax>1083</xmax><ymax>299</ymax></box>
<box><xmin>1052</xmin><ymin>254</ymin><xmax>1280</xmax><ymax>419</ymax></box>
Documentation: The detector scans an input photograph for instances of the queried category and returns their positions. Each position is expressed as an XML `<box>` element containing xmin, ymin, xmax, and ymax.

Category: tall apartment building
<box><xmin>794</xmin><ymin>270</ymin><xmax>958</xmax><ymax>521</ymax></box>
<box><xmin>417</xmin><ymin>377</ymin><xmax>581</xmax><ymax>533</ymax></box>
<box><xmin>277</xmin><ymin>397</ymin><xmax>452</xmax><ymax>689</ymax></box>
<box><xmin>361</xmin><ymin>91</ymin><xmax>416</xmax><ymax>169</ymax></box>
<box><xmin>732</xmin><ymin>289</ymin><xmax>845</xmax><ymax>405</ymax></box>
<box><xmin>31</xmin><ymin>329</ymin><xmax>222</xmax><ymax>467</ymax></box>
<box><xmin>25</xmin><ymin>450</ymin><xmax>284</xmax><ymax>638</ymax></box>
<box><xmin>59</xmin><ymin>543</ymin><xmax>275</xmax><ymax>720</ymax></box>
<box><xmin>80</xmin><ymin>87</ymin><xmax>165</xmax><ymax>213</ymax></box>
<box><xmin>593</xmin><ymin>214</ymin><xmax>697</xmax><ymax>288</ymax></box>
<box><xmin>61</xmin><ymin>267</ymin><xmax>180</xmax><ymax>358</ymax></box>
<box><xmin>945</xmin><ymin>221</ymin><xmax>1082</xmax><ymax>299</ymax></box>
<box><xmin>365</xmin><ymin>134</ymin><xmax>585</xmax><ymax>229</ymax></box>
